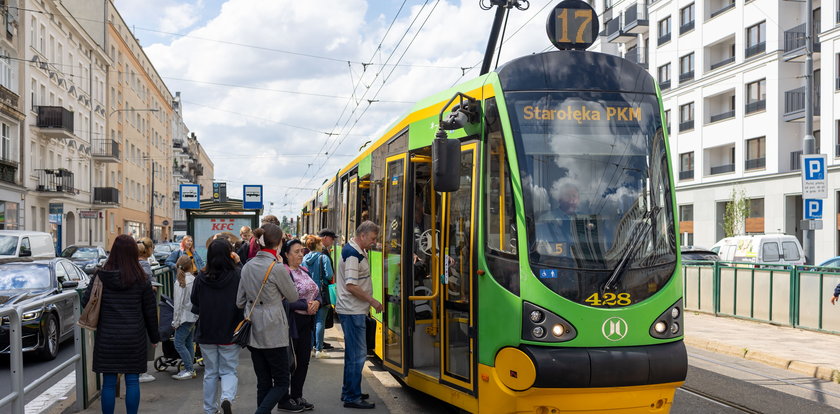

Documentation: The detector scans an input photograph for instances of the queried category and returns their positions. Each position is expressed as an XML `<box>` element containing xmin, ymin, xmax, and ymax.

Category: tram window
<box><xmin>348</xmin><ymin>176</ymin><xmax>358</xmax><ymax>239</ymax></box>
<box><xmin>485</xmin><ymin>98</ymin><xmax>517</xmax><ymax>255</ymax></box>
<box><xmin>340</xmin><ymin>176</ymin><xmax>348</xmax><ymax>241</ymax></box>
<box><xmin>370</xmin><ymin>145</ymin><xmax>387</xmax><ymax>251</ymax></box>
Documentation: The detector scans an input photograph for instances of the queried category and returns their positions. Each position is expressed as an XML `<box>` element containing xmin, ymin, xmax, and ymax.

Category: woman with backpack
<box><xmin>280</xmin><ymin>238</ymin><xmax>321</xmax><ymax>411</ymax></box>
<box><xmin>302</xmin><ymin>235</ymin><xmax>333</xmax><ymax>359</ymax></box>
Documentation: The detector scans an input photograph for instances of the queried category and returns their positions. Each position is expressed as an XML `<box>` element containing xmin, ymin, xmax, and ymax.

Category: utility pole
<box><xmin>802</xmin><ymin>0</ymin><xmax>816</xmax><ymax>264</ymax></box>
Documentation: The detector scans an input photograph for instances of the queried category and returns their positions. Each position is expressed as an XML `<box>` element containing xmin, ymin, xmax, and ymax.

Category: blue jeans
<box><xmin>340</xmin><ymin>314</ymin><xmax>367</xmax><ymax>403</ymax></box>
<box><xmin>201</xmin><ymin>344</ymin><xmax>240</xmax><ymax>414</ymax></box>
<box><xmin>173</xmin><ymin>322</ymin><xmax>195</xmax><ymax>371</ymax></box>
<box><xmin>101</xmin><ymin>373</ymin><xmax>139</xmax><ymax>414</ymax></box>
<box><xmin>312</xmin><ymin>306</ymin><xmax>328</xmax><ymax>351</ymax></box>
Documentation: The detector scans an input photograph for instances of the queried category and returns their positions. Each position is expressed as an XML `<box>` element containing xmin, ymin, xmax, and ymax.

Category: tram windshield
<box><xmin>505</xmin><ymin>91</ymin><xmax>676</xmax><ymax>306</ymax></box>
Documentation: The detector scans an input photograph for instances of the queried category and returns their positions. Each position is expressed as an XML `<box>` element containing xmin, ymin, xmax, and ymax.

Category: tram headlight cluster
<box><xmin>522</xmin><ymin>301</ymin><xmax>577</xmax><ymax>343</ymax></box>
<box><xmin>650</xmin><ymin>299</ymin><xmax>684</xmax><ymax>339</ymax></box>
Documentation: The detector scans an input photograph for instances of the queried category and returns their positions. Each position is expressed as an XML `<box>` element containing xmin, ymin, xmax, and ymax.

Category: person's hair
<box><xmin>203</xmin><ymin>238</ymin><xmax>235</xmax><ymax>279</ymax></box>
<box><xmin>104</xmin><ymin>234</ymin><xmax>145</xmax><ymax>286</ymax></box>
<box><xmin>303</xmin><ymin>234</ymin><xmax>322</xmax><ymax>251</ymax></box>
<box><xmin>240</xmin><ymin>226</ymin><xmax>252</xmax><ymax>237</ymax></box>
<box><xmin>318</xmin><ymin>229</ymin><xmax>336</xmax><ymax>239</ymax></box>
<box><xmin>180</xmin><ymin>235</ymin><xmax>193</xmax><ymax>251</ymax></box>
<box><xmin>261</xmin><ymin>215</ymin><xmax>280</xmax><ymax>226</ymax></box>
<box><xmin>175</xmin><ymin>255</ymin><xmax>195</xmax><ymax>288</ymax></box>
<box><xmin>253</xmin><ymin>223</ymin><xmax>284</xmax><ymax>250</ymax></box>
<box><xmin>137</xmin><ymin>237</ymin><xmax>154</xmax><ymax>259</ymax></box>
<box><xmin>280</xmin><ymin>239</ymin><xmax>303</xmax><ymax>264</ymax></box>
<box><xmin>355</xmin><ymin>221</ymin><xmax>380</xmax><ymax>237</ymax></box>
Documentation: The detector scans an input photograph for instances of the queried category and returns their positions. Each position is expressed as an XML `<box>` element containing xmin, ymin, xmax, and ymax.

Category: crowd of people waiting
<box><xmin>80</xmin><ymin>215</ymin><xmax>382</xmax><ymax>414</ymax></box>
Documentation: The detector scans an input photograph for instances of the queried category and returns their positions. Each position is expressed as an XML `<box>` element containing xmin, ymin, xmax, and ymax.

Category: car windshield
<box><xmin>155</xmin><ymin>244</ymin><xmax>173</xmax><ymax>253</ymax></box>
<box><xmin>0</xmin><ymin>264</ymin><xmax>51</xmax><ymax>290</ymax></box>
<box><xmin>0</xmin><ymin>235</ymin><xmax>17</xmax><ymax>255</ymax></box>
<box><xmin>64</xmin><ymin>248</ymin><xmax>98</xmax><ymax>259</ymax></box>
<box><xmin>506</xmin><ymin>90</ymin><xmax>677</xmax><ymax>306</ymax></box>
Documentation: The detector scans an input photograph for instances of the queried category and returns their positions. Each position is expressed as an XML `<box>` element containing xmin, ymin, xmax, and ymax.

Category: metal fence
<box><xmin>0</xmin><ymin>291</ymin><xmax>85</xmax><ymax>414</ymax></box>
<box><xmin>683</xmin><ymin>261</ymin><xmax>840</xmax><ymax>334</ymax></box>
<box><xmin>153</xmin><ymin>265</ymin><xmax>176</xmax><ymax>298</ymax></box>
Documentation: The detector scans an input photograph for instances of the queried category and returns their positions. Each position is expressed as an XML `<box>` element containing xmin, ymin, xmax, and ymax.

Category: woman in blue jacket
<box><xmin>165</xmin><ymin>235</ymin><xmax>205</xmax><ymax>271</ymax></box>
<box><xmin>302</xmin><ymin>235</ymin><xmax>333</xmax><ymax>358</ymax></box>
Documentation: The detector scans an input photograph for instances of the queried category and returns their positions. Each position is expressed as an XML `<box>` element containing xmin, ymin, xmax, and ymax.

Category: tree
<box><xmin>723</xmin><ymin>187</ymin><xmax>750</xmax><ymax>237</ymax></box>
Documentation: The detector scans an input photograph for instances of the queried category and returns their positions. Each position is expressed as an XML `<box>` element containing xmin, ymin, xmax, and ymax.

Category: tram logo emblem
<box><xmin>601</xmin><ymin>317</ymin><xmax>628</xmax><ymax>341</ymax></box>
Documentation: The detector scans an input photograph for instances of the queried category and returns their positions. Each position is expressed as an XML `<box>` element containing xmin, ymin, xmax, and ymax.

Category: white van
<box><xmin>711</xmin><ymin>234</ymin><xmax>805</xmax><ymax>266</ymax></box>
<box><xmin>0</xmin><ymin>231</ymin><xmax>56</xmax><ymax>259</ymax></box>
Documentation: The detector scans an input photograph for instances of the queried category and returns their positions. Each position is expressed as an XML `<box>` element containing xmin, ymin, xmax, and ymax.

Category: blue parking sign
<box><xmin>805</xmin><ymin>199</ymin><xmax>823</xmax><ymax>220</ymax></box>
<box><xmin>802</xmin><ymin>154</ymin><xmax>828</xmax><ymax>199</ymax></box>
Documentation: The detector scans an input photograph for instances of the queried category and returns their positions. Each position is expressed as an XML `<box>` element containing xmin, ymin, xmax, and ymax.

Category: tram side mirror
<box><xmin>433</xmin><ymin>130</ymin><xmax>460</xmax><ymax>192</ymax></box>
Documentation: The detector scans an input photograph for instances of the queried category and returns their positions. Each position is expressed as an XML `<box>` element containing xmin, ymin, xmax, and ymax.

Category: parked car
<box><xmin>819</xmin><ymin>257</ymin><xmax>840</xmax><ymax>268</ymax></box>
<box><xmin>712</xmin><ymin>234</ymin><xmax>805</xmax><ymax>266</ymax></box>
<box><xmin>680</xmin><ymin>246</ymin><xmax>720</xmax><ymax>262</ymax></box>
<box><xmin>153</xmin><ymin>242</ymin><xmax>180</xmax><ymax>264</ymax></box>
<box><xmin>0</xmin><ymin>258</ymin><xmax>90</xmax><ymax>360</ymax></box>
<box><xmin>0</xmin><ymin>231</ymin><xmax>56</xmax><ymax>259</ymax></box>
<box><xmin>60</xmin><ymin>245</ymin><xmax>107</xmax><ymax>274</ymax></box>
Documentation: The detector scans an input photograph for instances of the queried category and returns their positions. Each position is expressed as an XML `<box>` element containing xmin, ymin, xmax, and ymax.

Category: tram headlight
<box><xmin>654</xmin><ymin>321</ymin><xmax>667</xmax><ymax>334</ymax></box>
<box><xmin>649</xmin><ymin>299</ymin><xmax>684</xmax><ymax>339</ymax></box>
<box><xmin>532</xmin><ymin>326</ymin><xmax>546</xmax><ymax>338</ymax></box>
<box><xmin>551</xmin><ymin>324</ymin><xmax>565</xmax><ymax>337</ymax></box>
<box><xmin>522</xmin><ymin>301</ymin><xmax>577</xmax><ymax>343</ymax></box>
<box><xmin>670</xmin><ymin>322</ymin><xmax>680</xmax><ymax>335</ymax></box>
<box><xmin>529</xmin><ymin>310</ymin><xmax>544</xmax><ymax>323</ymax></box>
<box><xmin>671</xmin><ymin>307</ymin><xmax>680</xmax><ymax>319</ymax></box>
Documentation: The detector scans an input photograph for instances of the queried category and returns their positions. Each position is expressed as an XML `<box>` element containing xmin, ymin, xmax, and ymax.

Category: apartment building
<box><xmin>591</xmin><ymin>0</ymin><xmax>840</xmax><ymax>262</ymax></box>
<box><xmin>0</xmin><ymin>5</ymin><xmax>25</xmax><ymax>230</ymax></box>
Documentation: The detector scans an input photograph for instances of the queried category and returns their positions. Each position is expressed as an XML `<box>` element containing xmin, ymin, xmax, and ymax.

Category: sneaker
<box><xmin>294</xmin><ymin>397</ymin><xmax>314</xmax><ymax>411</ymax></box>
<box><xmin>315</xmin><ymin>351</ymin><xmax>329</xmax><ymax>359</ymax></box>
<box><xmin>138</xmin><ymin>373</ymin><xmax>156</xmax><ymax>383</ymax></box>
<box><xmin>323</xmin><ymin>342</ymin><xmax>334</xmax><ymax>349</ymax></box>
<box><xmin>277</xmin><ymin>399</ymin><xmax>304</xmax><ymax>413</ymax></box>
<box><xmin>343</xmin><ymin>400</ymin><xmax>375</xmax><ymax>409</ymax></box>
<box><xmin>171</xmin><ymin>370</ymin><xmax>194</xmax><ymax>380</ymax></box>
<box><xmin>221</xmin><ymin>399</ymin><xmax>232</xmax><ymax>414</ymax></box>
<box><xmin>310</xmin><ymin>348</ymin><xmax>316</xmax><ymax>357</ymax></box>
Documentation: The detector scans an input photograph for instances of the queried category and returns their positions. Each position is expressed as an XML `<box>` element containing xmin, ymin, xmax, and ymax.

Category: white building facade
<box><xmin>591</xmin><ymin>0</ymin><xmax>840</xmax><ymax>263</ymax></box>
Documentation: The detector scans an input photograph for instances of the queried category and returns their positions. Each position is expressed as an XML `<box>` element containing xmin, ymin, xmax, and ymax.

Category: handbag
<box><xmin>77</xmin><ymin>276</ymin><xmax>103</xmax><ymax>330</ymax></box>
<box><xmin>324</xmin><ymin>304</ymin><xmax>335</xmax><ymax>330</ymax></box>
<box><xmin>233</xmin><ymin>261</ymin><xmax>276</xmax><ymax>348</ymax></box>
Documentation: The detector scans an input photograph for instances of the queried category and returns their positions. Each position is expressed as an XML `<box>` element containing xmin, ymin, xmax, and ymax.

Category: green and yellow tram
<box><xmin>300</xmin><ymin>1</ymin><xmax>686</xmax><ymax>412</ymax></box>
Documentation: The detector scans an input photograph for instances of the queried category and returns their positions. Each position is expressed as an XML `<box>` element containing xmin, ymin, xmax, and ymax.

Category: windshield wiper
<box><xmin>602</xmin><ymin>206</ymin><xmax>659</xmax><ymax>292</ymax></box>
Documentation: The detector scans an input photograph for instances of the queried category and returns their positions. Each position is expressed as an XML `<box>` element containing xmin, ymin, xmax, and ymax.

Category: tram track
<box><xmin>678</xmin><ymin>386</ymin><xmax>763</xmax><ymax>413</ymax></box>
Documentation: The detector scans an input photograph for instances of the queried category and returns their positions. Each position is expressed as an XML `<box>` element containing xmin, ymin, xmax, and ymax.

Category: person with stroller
<box><xmin>81</xmin><ymin>234</ymin><xmax>160</xmax><ymax>414</ymax></box>
<box><xmin>136</xmin><ymin>236</ymin><xmax>158</xmax><ymax>383</ymax></box>
<box><xmin>171</xmin><ymin>255</ymin><xmax>199</xmax><ymax>380</ymax></box>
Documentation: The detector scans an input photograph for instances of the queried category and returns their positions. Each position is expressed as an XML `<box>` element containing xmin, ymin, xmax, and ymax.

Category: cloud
<box><xmin>158</xmin><ymin>1</ymin><xmax>204</xmax><ymax>33</ymax></box>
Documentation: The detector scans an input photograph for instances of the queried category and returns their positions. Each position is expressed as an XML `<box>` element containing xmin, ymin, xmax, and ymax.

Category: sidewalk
<box><xmin>684</xmin><ymin>311</ymin><xmax>840</xmax><ymax>382</ymax></box>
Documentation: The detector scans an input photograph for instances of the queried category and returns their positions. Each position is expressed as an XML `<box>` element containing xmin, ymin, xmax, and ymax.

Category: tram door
<box><xmin>382</xmin><ymin>154</ymin><xmax>407</xmax><ymax>373</ymax></box>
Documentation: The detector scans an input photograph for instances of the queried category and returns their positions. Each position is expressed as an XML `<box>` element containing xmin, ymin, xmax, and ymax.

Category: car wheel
<box><xmin>37</xmin><ymin>313</ymin><xmax>59</xmax><ymax>360</ymax></box>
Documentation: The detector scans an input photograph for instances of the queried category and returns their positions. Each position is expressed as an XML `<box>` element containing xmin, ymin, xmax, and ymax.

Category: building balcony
<box><xmin>745</xmin><ymin>157</ymin><xmax>765</xmax><ymax>170</ymax></box>
<box><xmin>623</xmin><ymin>3</ymin><xmax>649</xmax><ymax>34</ymax></box>
<box><xmin>36</xmin><ymin>106</ymin><xmax>74</xmax><ymax>139</ymax></box>
<box><xmin>679</xmin><ymin>70</ymin><xmax>695</xmax><ymax>83</ymax></box>
<box><xmin>783</xmin><ymin>23</ymin><xmax>820</xmax><ymax>61</ymax></box>
<box><xmin>606</xmin><ymin>16</ymin><xmax>635</xmax><ymax>42</ymax></box>
<box><xmin>35</xmin><ymin>169</ymin><xmax>75</xmax><ymax>195</ymax></box>
<box><xmin>0</xmin><ymin>85</ymin><xmax>19</xmax><ymax>108</ymax></box>
<box><xmin>783</xmin><ymin>86</ymin><xmax>820</xmax><ymax>121</ymax></box>
<box><xmin>679</xmin><ymin>119</ymin><xmax>694</xmax><ymax>131</ymax></box>
<box><xmin>679</xmin><ymin>170</ymin><xmax>694</xmax><ymax>180</ymax></box>
<box><xmin>791</xmin><ymin>150</ymin><xmax>803</xmax><ymax>170</ymax></box>
<box><xmin>745</xmin><ymin>42</ymin><xmax>765</xmax><ymax>59</ymax></box>
<box><xmin>709</xmin><ymin>163</ymin><xmax>735</xmax><ymax>175</ymax></box>
<box><xmin>625</xmin><ymin>48</ymin><xmax>648</xmax><ymax>69</ymax></box>
<box><xmin>708</xmin><ymin>1</ymin><xmax>735</xmax><ymax>20</ymax></box>
<box><xmin>745</xmin><ymin>100</ymin><xmax>766</xmax><ymax>114</ymax></box>
<box><xmin>709</xmin><ymin>56</ymin><xmax>735</xmax><ymax>71</ymax></box>
<box><xmin>658</xmin><ymin>32</ymin><xmax>671</xmax><ymax>46</ymax></box>
<box><xmin>173</xmin><ymin>138</ymin><xmax>183</xmax><ymax>149</ymax></box>
<box><xmin>93</xmin><ymin>187</ymin><xmax>120</xmax><ymax>205</ymax></box>
<box><xmin>709</xmin><ymin>110</ymin><xmax>735</xmax><ymax>123</ymax></box>
<box><xmin>679</xmin><ymin>20</ymin><xmax>694</xmax><ymax>35</ymax></box>
<box><xmin>659</xmin><ymin>79</ymin><xmax>671</xmax><ymax>91</ymax></box>
<box><xmin>0</xmin><ymin>155</ymin><xmax>17</xmax><ymax>184</ymax></box>
<box><xmin>91</xmin><ymin>139</ymin><xmax>120</xmax><ymax>162</ymax></box>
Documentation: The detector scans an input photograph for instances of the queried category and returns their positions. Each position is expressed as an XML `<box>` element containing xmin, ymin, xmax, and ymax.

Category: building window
<box><xmin>1</xmin><ymin>122</ymin><xmax>10</xmax><ymax>162</ymax></box>
<box><xmin>746</xmin><ymin>79</ymin><xmax>766</xmax><ymax>114</ymax></box>
<box><xmin>658</xmin><ymin>17</ymin><xmax>671</xmax><ymax>45</ymax></box>
<box><xmin>679</xmin><ymin>152</ymin><xmax>694</xmax><ymax>180</ymax></box>
<box><xmin>746</xmin><ymin>199</ymin><xmax>764</xmax><ymax>234</ymax></box>
<box><xmin>745</xmin><ymin>137</ymin><xmax>766</xmax><ymax>170</ymax></box>
<box><xmin>680</xmin><ymin>3</ymin><xmax>695</xmax><ymax>34</ymax></box>
<box><xmin>658</xmin><ymin>63</ymin><xmax>671</xmax><ymax>89</ymax></box>
<box><xmin>679</xmin><ymin>53</ymin><xmax>695</xmax><ymax>82</ymax></box>
<box><xmin>746</xmin><ymin>21</ymin><xmax>766</xmax><ymax>58</ymax></box>
<box><xmin>679</xmin><ymin>102</ymin><xmax>694</xmax><ymax>131</ymax></box>
<box><xmin>678</xmin><ymin>204</ymin><xmax>694</xmax><ymax>245</ymax></box>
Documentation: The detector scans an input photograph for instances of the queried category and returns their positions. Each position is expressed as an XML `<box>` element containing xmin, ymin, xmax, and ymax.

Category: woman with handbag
<box><xmin>281</xmin><ymin>238</ymin><xmax>321</xmax><ymax>411</ymax></box>
<box><xmin>81</xmin><ymin>235</ymin><xmax>160</xmax><ymax>414</ymax></box>
<box><xmin>236</xmin><ymin>223</ymin><xmax>302</xmax><ymax>414</ymax></box>
<box><xmin>302</xmin><ymin>235</ymin><xmax>333</xmax><ymax>359</ymax></box>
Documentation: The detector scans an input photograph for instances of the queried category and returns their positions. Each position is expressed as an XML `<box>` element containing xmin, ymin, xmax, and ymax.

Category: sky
<box><xmin>113</xmin><ymin>0</ymin><xmax>563</xmax><ymax>218</ymax></box>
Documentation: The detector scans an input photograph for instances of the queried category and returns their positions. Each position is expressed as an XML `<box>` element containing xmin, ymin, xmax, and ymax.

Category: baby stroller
<box><xmin>153</xmin><ymin>294</ymin><xmax>203</xmax><ymax>372</ymax></box>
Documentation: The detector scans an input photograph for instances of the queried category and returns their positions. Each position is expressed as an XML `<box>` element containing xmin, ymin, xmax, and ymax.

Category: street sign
<box><xmin>212</xmin><ymin>182</ymin><xmax>228</xmax><ymax>203</ymax></box>
<box><xmin>79</xmin><ymin>210</ymin><xmax>98</xmax><ymax>219</ymax></box>
<box><xmin>804</xmin><ymin>199</ymin><xmax>823</xmax><ymax>220</ymax></box>
<box><xmin>179</xmin><ymin>184</ymin><xmax>200</xmax><ymax>209</ymax></box>
<box><xmin>801</xmin><ymin>154</ymin><xmax>827</xmax><ymax>199</ymax></box>
<box><xmin>243</xmin><ymin>185</ymin><xmax>263</xmax><ymax>210</ymax></box>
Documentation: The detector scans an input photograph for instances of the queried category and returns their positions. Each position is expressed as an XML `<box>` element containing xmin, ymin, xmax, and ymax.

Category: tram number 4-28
<box><xmin>585</xmin><ymin>292</ymin><xmax>631</xmax><ymax>306</ymax></box>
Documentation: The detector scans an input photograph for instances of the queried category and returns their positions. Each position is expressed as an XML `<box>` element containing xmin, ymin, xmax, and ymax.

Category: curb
<box><xmin>685</xmin><ymin>335</ymin><xmax>840</xmax><ymax>383</ymax></box>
